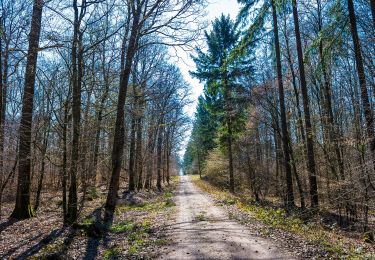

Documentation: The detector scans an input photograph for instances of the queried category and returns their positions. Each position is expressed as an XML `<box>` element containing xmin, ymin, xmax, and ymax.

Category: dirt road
<box><xmin>159</xmin><ymin>175</ymin><xmax>293</xmax><ymax>260</ymax></box>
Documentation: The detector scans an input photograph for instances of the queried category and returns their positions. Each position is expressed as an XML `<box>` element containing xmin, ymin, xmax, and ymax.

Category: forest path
<box><xmin>158</xmin><ymin>175</ymin><xmax>294</xmax><ymax>260</ymax></box>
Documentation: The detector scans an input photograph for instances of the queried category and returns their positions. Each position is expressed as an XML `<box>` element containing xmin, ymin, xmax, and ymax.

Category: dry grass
<box><xmin>192</xmin><ymin>175</ymin><xmax>375</xmax><ymax>259</ymax></box>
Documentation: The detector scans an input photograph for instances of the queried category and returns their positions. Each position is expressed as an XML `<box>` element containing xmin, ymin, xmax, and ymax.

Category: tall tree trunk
<box><xmin>145</xmin><ymin>122</ymin><xmax>156</xmax><ymax>189</ymax></box>
<box><xmin>272</xmin><ymin>0</ymin><xmax>295</xmax><ymax>209</ymax></box>
<box><xmin>0</xmin><ymin>42</ymin><xmax>9</xmax><ymax>214</ymax></box>
<box><xmin>317</xmin><ymin>0</ymin><xmax>345</xmax><ymax>180</ymax></box>
<box><xmin>347</xmin><ymin>0</ymin><xmax>375</xmax><ymax>165</ymax></box>
<box><xmin>93</xmin><ymin>41</ymin><xmax>110</xmax><ymax>186</ymax></box>
<box><xmin>292</xmin><ymin>0</ymin><xmax>319</xmax><ymax>209</ymax></box>
<box><xmin>34</xmin><ymin>126</ymin><xmax>49</xmax><ymax>212</ymax></box>
<box><xmin>67</xmin><ymin>0</ymin><xmax>82</xmax><ymax>225</ymax></box>
<box><xmin>227</xmin><ymin>117</ymin><xmax>235</xmax><ymax>193</ymax></box>
<box><xmin>283</xmin><ymin>26</ymin><xmax>306</xmax><ymax>144</ymax></box>
<box><xmin>197</xmin><ymin>152</ymin><xmax>202</xmax><ymax>179</ymax></box>
<box><xmin>289</xmin><ymin>141</ymin><xmax>306</xmax><ymax>209</ymax></box>
<box><xmin>10</xmin><ymin>0</ymin><xmax>43</xmax><ymax>219</ymax></box>
<box><xmin>93</xmin><ymin>93</ymin><xmax>107</xmax><ymax>185</ymax></box>
<box><xmin>166</xmin><ymin>148</ymin><xmax>171</xmax><ymax>185</ymax></box>
<box><xmin>62</xmin><ymin>101</ymin><xmax>69</xmax><ymax>225</ymax></box>
<box><xmin>136</xmin><ymin>112</ymin><xmax>144</xmax><ymax>190</ymax></box>
<box><xmin>156</xmin><ymin>119</ymin><xmax>164</xmax><ymax>191</ymax></box>
<box><xmin>128</xmin><ymin>114</ymin><xmax>136</xmax><ymax>191</ymax></box>
<box><xmin>224</xmin><ymin>76</ymin><xmax>235</xmax><ymax>193</ymax></box>
<box><xmin>105</xmin><ymin>7</ymin><xmax>141</xmax><ymax>216</ymax></box>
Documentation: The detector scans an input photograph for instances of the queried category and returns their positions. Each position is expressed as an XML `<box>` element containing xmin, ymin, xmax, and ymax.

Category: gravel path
<box><xmin>158</xmin><ymin>175</ymin><xmax>294</xmax><ymax>260</ymax></box>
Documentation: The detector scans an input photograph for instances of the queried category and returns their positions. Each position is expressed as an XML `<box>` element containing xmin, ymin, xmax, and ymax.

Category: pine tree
<box><xmin>191</xmin><ymin>15</ymin><xmax>252</xmax><ymax>193</ymax></box>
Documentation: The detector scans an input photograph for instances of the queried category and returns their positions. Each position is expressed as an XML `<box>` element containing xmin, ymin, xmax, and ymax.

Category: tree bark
<box><xmin>292</xmin><ymin>0</ymin><xmax>319</xmax><ymax>209</ymax></box>
<box><xmin>347</xmin><ymin>0</ymin><xmax>375</xmax><ymax>165</ymax></box>
<box><xmin>128</xmin><ymin>113</ymin><xmax>136</xmax><ymax>191</ymax></box>
<box><xmin>272</xmin><ymin>0</ymin><xmax>295</xmax><ymax>209</ymax></box>
<box><xmin>11</xmin><ymin>0</ymin><xmax>44</xmax><ymax>219</ymax></box>
<box><xmin>136</xmin><ymin>109</ymin><xmax>144</xmax><ymax>190</ymax></box>
<box><xmin>156</xmin><ymin>119</ymin><xmax>164</xmax><ymax>191</ymax></box>
<box><xmin>66</xmin><ymin>0</ymin><xmax>83</xmax><ymax>225</ymax></box>
<box><xmin>34</xmin><ymin>125</ymin><xmax>49</xmax><ymax>211</ymax></box>
<box><xmin>62</xmin><ymin>101</ymin><xmax>69</xmax><ymax>225</ymax></box>
<box><xmin>105</xmin><ymin>6</ymin><xmax>141</xmax><ymax>215</ymax></box>
<box><xmin>145</xmin><ymin>121</ymin><xmax>157</xmax><ymax>189</ymax></box>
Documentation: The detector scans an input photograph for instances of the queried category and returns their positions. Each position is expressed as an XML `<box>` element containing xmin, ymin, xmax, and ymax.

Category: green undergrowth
<box><xmin>191</xmin><ymin>175</ymin><xmax>374</xmax><ymax>259</ymax></box>
<box><xmin>86</xmin><ymin>187</ymin><xmax>101</xmax><ymax>201</ymax></box>
<box><xmin>103</xmin><ymin>247</ymin><xmax>121</xmax><ymax>260</ymax></box>
<box><xmin>115</xmin><ymin>191</ymin><xmax>176</xmax><ymax>215</ymax></box>
<box><xmin>33</xmin><ymin>180</ymin><xmax>178</xmax><ymax>259</ymax></box>
<box><xmin>111</xmin><ymin>185</ymin><xmax>177</xmax><ymax>257</ymax></box>
<box><xmin>108</xmin><ymin>212</ymin><xmax>171</xmax><ymax>257</ymax></box>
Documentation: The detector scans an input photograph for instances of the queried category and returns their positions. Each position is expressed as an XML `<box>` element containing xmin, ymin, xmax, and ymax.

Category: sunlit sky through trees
<box><xmin>175</xmin><ymin>0</ymin><xmax>240</xmax><ymax>156</ymax></box>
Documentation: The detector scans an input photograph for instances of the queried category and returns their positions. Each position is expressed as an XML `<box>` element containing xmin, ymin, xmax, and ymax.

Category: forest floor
<box><xmin>0</xmin><ymin>179</ymin><xmax>178</xmax><ymax>259</ymax></box>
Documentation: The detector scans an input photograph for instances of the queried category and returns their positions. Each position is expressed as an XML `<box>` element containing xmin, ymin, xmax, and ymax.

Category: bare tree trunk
<box><xmin>166</xmin><ymin>148</ymin><xmax>170</xmax><ymax>185</ymax></box>
<box><xmin>128</xmin><ymin>114</ymin><xmax>136</xmax><ymax>192</ymax></box>
<box><xmin>93</xmin><ymin>41</ymin><xmax>110</xmax><ymax>186</ymax></box>
<box><xmin>223</xmin><ymin>76</ymin><xmax>235</xmax><ymax>193</ymax></box>
<box><xmin>272</xmin><ymin>0</ymin><xmax>295</xmax><ymax>209</ymax></box>
<box><xmin>283</xmin><ymin>27</ymin><xmax>306</xmax><ymax>144</ymax></box>
<box><xmin>34</xmin><ymin>126</ymin><xmax>49</xmax><ymax>211</ymax></box>
<box><xmin>292</xmin><ymin>0</ymin><xmax>319</xmax><ymax>209</ymax></box>
<box><xmin>227</xmin><ymin>117</ymin><xmax>235</xmax><ymax>193</ymax></box>
<box><xmin>0</xmin><ymin>40</ymin><xmax>9</xmax><ymax>218</ymax></box>
<box><xmin>145</xmin><ymin>122</ymin><xmax>156</xmax><ymax>190</ymax></box>
<box><xmin>136</xmin><ymin>113</ymin><xmax>144</xmax><ymax>190</ymax></box>
<box><xmin>156</xmin><ymin>119</ymin><xmax>164</xmax><ymax>191</ymax></box>
<box><xmin>62</xmin><ymin>101</ymin><xmax>69</xmax><ymax>225</ymax></box>
<box><xmin>67</xmin><ymin>0</ymin><xmax>83</xmax><ymax>225</ymax></box>
<box><xmin>11</xmin><ymin>0</ymin><xmax>43</xmax><ymax>219</ymax></box>
<box><xmin>316</xmin><ymin>0</ymin><xmax>345</xmax><ymax>180</ymax></box>
<box><xmin>105</xmin><ymin>7</ymin><xmax>141</xmax><ymax>216</ymax></box>
<box><xmin>347</xmin><ymin>0</ymin><xmax>375</xmax><ymax>167</ymax></box>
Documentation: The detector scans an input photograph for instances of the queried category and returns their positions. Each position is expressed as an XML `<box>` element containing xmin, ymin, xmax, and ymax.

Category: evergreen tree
<box><xmin>191</xmin><ymin>14</ymin><xmax>253</xmax><ymax>192</ymax></box>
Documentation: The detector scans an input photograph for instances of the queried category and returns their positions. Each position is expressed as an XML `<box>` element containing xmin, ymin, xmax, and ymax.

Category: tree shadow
<box><xmin>13</xmin><ymin>229</ymin><xmax>63</xmax><ymax>259</ymax></box>
<box><xmin>83</xmin><ymin>208</ymin><xmax>103</xmax><ymax>260</ymax></box>
<box><xmin>82</xmin><ymin>206</ymin><xmax>114</xmax><ymax>260</ymax></box>
<box><xmin>0</xmin><ymin>218</ymin><xmax>18</xmax><ymax>233</ymax></box>
<box><xmin>1</xmin><ymin>233</ymin><xmax>43</xmax><ymax>259</ymax></box>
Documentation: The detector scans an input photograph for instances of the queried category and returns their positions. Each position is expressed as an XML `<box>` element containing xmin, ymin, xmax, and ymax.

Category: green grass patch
<box><xmin>39</xmin><ymin>241</ymin><xmax>65</xmax><ymax>256</ymax></box>
<box><xmin>193</xmin><ymin>177</ymin><xmax>374</xmax><ymax>258</ymax></box>
<box><xmin>115</xmin><ymin>202</ymin><xmax>153</xmax><ymax>214</ymax></box>
<box><xmin>79</xmin><ymin>216</ymin><xmax>95</xmax><ymax>226</ymax></box>
<box><xmin>103</xmin><ymin>247</ymin><xmax>121</xmax><ymax>260</ymax></box>
<box><xmin>163</xmin><ymin>198</ymin><xmax>176</xmax><ymax>207</ymax></box>
<box><xmin>86</xmin><ymin>187</ymin><xmax>100</xmax><ymax>201</ymax></box>
<box><xmin>125</xmin><ymin>219</ymin><xmax>155</xmax><ymax>257</ymax></box>
<box><xmin>153</xmin><ymin>239</ymin><xmax>168</xmax><ymax>246</ymax></box>
<box><xmin>109</xmin><ymin>220</ymin><xmax>134</xmax><ymax>233</ymax></box>
<box><xmin>164</xmin><ymin>191</ymin><xmax>173</xmax><ymax>199</ymax></box>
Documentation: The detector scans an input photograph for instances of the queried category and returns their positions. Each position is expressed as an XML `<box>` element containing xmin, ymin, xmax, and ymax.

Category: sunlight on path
<box><xmin>158</xmin><ymin>176</ymin><xmax>293</xmax><ymax>259</ymax></box>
